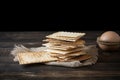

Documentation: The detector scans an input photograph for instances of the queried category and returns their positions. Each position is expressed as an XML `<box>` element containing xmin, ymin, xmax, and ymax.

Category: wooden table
<box><xmin>0</xmin><ymin>31</ymin><xmax>120</xmax><ymax>80</ymax></box>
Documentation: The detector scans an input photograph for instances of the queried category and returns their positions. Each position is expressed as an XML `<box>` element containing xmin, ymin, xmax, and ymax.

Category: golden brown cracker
<box><xmin>43</xmin><ymin>38</ymin><xmax>85</xmax><ymax>45</ymax></box>
<box><xmin>42</xmin><ymin>43</ymin><xmax>79</xmax><ymax>50</ymax></box>
<box><xmin>45</xmin><ymin>47</ymin><xmax>84</xmax><ymax>54</ymax></box>
<box><xmin>68</xmin><ymin>54</ymin><xmax>92</xmax><ymax>61</ymax></box>
<box><xmin>58</xmin><ymin>54</ymin><xmax>92</xmax><ymax>62</ymax></box>
<box><xmin>46</xmin><ymin>31</ymin><xmax>86</xmax><ymax>42</ymax></box>
<box><xmin>17</xmin><ymin>51</ymin><xmax>58</xmax><ymax>65</ymax></box>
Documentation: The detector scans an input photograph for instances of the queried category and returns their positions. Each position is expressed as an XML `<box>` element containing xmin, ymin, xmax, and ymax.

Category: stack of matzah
<box><xmin>15</xmin><ymin>31</ymin><xmax>93</xmax><ymax>65</ymax></box>
<box><xmin>42</xmin><ymin>31</ymin><xmax>92</xmax><ymax>62</ymax></box>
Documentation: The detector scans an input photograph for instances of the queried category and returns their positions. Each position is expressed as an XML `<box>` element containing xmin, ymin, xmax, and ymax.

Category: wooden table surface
<box><xmin>0</xmin><ymin>31</ymin><xmax>120</xmax><ymax>80</ymax></box>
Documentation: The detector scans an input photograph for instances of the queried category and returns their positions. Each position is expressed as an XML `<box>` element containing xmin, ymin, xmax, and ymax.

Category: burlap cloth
<box><xmin>11</xmin><ymin>45</ymin><xmax>98</xmax><ymax>67</ymax></box>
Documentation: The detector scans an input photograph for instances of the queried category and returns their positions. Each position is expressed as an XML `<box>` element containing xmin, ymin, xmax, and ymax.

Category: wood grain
<box><xmin>0</xmin><ymin>31</ymin><xmax>120</xmax><ymax>80</ymax></box>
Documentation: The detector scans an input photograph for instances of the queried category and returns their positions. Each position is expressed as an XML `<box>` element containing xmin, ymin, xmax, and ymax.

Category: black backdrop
<box><xmin>0</xmin><ymin>1</ymin><xmax>120</xmax><ymax>31</ymax></box>
<box><xmin>0</xmin><ymin>10</ymin><xmax>120</xmax><ymax>31</ymax></box>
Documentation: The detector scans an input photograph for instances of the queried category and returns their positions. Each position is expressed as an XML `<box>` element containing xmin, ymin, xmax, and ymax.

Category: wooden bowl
<box><xmin>97</xmin><ymin>37</ymin><xmax>120</xmax><ymax>51</ymax></box>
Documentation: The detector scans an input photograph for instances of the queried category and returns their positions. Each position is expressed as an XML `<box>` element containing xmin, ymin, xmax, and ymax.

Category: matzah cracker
<box><xmin>42</xmin><ymin>43</ymin><xmax>81</xmax><ymax>50</ymax></box>
<box><xmin>43</xmin><ymin>39</ymin><xmax>85</xmax><ymax>46</ymax></box>
<box><xmin>46</xmin><ymin>31</ymin><xmax>86</xmax><ymax>42</ymax></box>
<box><xmin>50</xmin><ymin>51</ymin><xmax>87</xmax><ymax>58</ymax></box>
<box><xmin>68</xmin><ymin>54</ymin><xmax>92</xmax><ymax>61</ymax></box>
<box><xmin>57</xmin><ymin>51</ymin><xmax>87</xmax><ymax>58</ymax></box>
<box><xmin>17</xmin><ymin>51</ymin><xmax>58</xmax><ymax>65</ymax></box>
<box><xmin>45</xmin><ymin>47</ymin><xmax>84</xmax><ymax>54</ymax></box>
<box><xmin>59</xmin><ymin>54</ymin><xmax>92</xmax><ymax>62</ymax></box>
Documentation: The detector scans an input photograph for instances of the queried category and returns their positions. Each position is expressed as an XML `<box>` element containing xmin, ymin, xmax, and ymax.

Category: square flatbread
<box><xmin>17</xmin><ymin>51</ymin><xmax>58</xmax><ymax>65</ymax></box>
<box><xmin>42</xmin><ymin>43</ymin><xmax>84</xmax><ymax>50</ymax></box>
<box><xmin>50</xmin><ymin>51</ymin><xmax>87</xmax><ymax>57</ymax></box>
<box><xmin>43</xmin><ymin>39</ymin><xmax>85</xmax><ymax>45</ymax></box>
<box><xmin>45</xmin><ymin>47</ymin><xmax>84</xmax><ymax>54</ymax></box>
<box><xmin>57</xmin><ymin>51</ymin><xmax>87</xmax><ymax>58</ymax></box>
<box><xmin>46</xmin><ymin>31</ymin><xmax>86</xmax><ymax>42</ymax></box>
<box><xmin>43</xmin><ymin>39</ymin><xmax>85</xmax><ymax>48</ymax></box>
<box><xmin>58</xmin><ymin>54</ymin><xmax>92</xmax><ymax>62</ymax></box>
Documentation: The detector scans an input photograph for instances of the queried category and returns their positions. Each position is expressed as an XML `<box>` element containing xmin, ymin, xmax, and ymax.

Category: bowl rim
<box><xmin>97</xmin><ymin>37</ymin><xmax>120</xmax><ymax>46</ymax></box>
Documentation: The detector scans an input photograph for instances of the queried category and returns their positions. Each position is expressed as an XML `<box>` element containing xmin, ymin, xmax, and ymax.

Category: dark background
<box><xmin>0</xmin><ymin>4</ymin><xmax>120</xmax><ymax>31</ymax></box>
